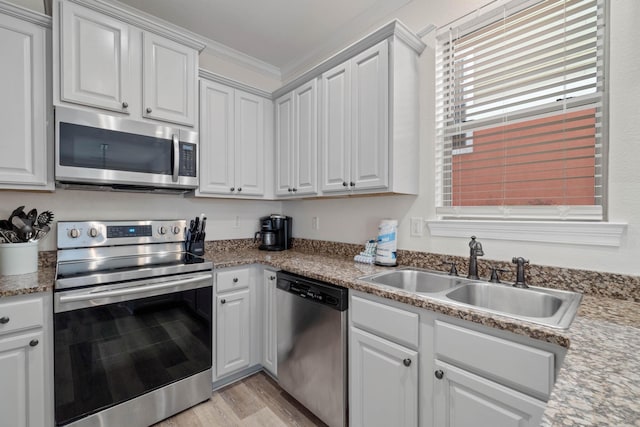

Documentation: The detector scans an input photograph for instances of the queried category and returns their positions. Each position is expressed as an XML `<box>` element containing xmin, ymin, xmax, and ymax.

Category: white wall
<box><xmin>284</xmin><ymin>0</ymin><xmax>640</xmax><ymax>276</ymax></box>
<box><xmin>0</xmin><ymin>190</ymin><xmax>282</xmax><ymax>251</ymax></box>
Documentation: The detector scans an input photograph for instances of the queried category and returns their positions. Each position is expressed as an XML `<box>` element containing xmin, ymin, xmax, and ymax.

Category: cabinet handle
<box><xmin>403</xmin><ymin>358</ymin><xmax>412</xmax><ymax>367</ymax></box>
<box><xmin>342</xmin><ymin>182</ymin><xmax>348</xmax><ymax>187</ymax></box>
<box><xmin>350</xmin><ymin>182</ymin><xmax>355</xmax><ymax>187</ymax></box>
<box><xmin>122</xmin><ymin>102</ymin><xmax>128</xmax><ymax>109</ymax></box>
<box><xmin>269</xmin><ymin>276</ymin><xmax>276</xmax><ymax>280</ymax></box>
<box><xmin>0</xmin><ymin>316</ymin><xmax>9</xmax><ymax>324</ymax></box>
<box><xmin>434</xmin><ymin>370</ymin><xmax>444</xmax><ymax>379</ymax></box>
<box><xmin>237</xmin><ymin>188</ymin><xmax>242</xmax><ymax>192</ymax></box>
<box><xmin>230</xmin><ymin>187</ymin><xmax>235</xmax><ymax>192</ymax></box>
<box><xmin>146</xmin><ymin>107</ymin><xmax>153</xmax><ymax>113</ymax></box>
<box><xmin>233</xmin><ymin>277</ymin><xmax>239</xmax><ymax>283</ymax></box>
<box><xmin>29</xmin><ymin>339</ymin><xmax>39</xmax><ymax>347</ymax></box>
<box><xmin>220</xmin><ymin>299</ymin><xmax>226</xmax><ymax>304</ymax></box>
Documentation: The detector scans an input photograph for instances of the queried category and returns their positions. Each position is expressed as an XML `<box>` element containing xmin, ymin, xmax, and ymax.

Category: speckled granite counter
<box><xmin>0</xmin><ymin>266</ymin><xmax>55</xmax><ymax>297</ymax></box>
<box><xmin>209</xmin><ymin>248</ymin><xmax>640</xmax><ymax>426</ymax></box>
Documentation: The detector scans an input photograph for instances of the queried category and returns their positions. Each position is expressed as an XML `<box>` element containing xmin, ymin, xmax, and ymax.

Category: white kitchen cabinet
<box><xmin>0</xmin><ymin>4</ymin><xmax>52</xmax><ymax>190</ymax></box>
<box><xmin>433</xmin><ymin>360</ymin><xmax>546</xmax><ymax>427</ymax></box>
<box><xmin>315</xmin><ymin>31</ymin><xmax>421</xmax><ymax>196</ymax></box>
<box><xmin>275</xmin><ymin>79</ymin><xmax>318</xmax><ymax>197</ymax></box>
<box><xmin>0</xmin><ymin>293</ymin><xmax>52</xmax><ymax>427</ymax></box>
<box><xmin>198</xmin><ymin>77</ymin><xmax>269</xmax><ymax>198</ymax></box>
<box><xmin>216</xmin><ymin>289</ymin><xmax>251</xmax><ymax>378</ymax></box>
<box><xmin>54</xmin><ymin>0</ymin><xmax>203</xmax><ymax>127</ymax></box>
<box><xmin>262</xmin><ymin>269</ymin><xmax>278</xmax><ymax>376</ymax></box>
<box><xmin>350</xmin><ymin>327</ymin><xmax>418</xmax><ymax>427</ymax></box>
<box><xmin>143</xmin><ymin>32</ymin><xmax>196</xmax><ymax>126</ymax></box>
<box><xmin>58</xmin><ymin>1</ymin><xmax>130</xmax><ymax>113</ymax></box>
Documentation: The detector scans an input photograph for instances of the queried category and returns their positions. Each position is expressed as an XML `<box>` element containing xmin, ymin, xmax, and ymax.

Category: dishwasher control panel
<box><xmin>276</xmin><ymin>271</ymin><xmax>348</xmax><ymax>311</ymax></box>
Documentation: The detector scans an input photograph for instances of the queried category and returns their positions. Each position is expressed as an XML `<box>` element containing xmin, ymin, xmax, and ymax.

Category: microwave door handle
<box><xmin>172</xmin><ymin>134</ymin><xmax>179</xmax><ymax>182</ymax></box>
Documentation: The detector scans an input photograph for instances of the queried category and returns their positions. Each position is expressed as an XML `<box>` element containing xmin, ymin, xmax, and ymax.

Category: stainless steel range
<box><xmin>53</xmin><ymin>220</ymin><xmax>213</xmax><ymax>427</ymax></box>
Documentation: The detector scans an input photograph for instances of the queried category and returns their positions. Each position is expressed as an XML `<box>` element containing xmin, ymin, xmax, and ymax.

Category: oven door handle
<box><xmin>58</xmin><ymin>274</ymin><xmax>212</xmax><ymax>303</ymax></box>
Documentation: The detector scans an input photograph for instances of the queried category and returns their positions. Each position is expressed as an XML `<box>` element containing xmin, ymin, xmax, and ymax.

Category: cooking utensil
<box><xmin>0</xmin><ymin>229</ymin><xmax>21</xmax><ymax>243</ymax></box>
<box><xmin>26</xmin><ymin>208</ymin><xmax>38</xmax><ymax>223</ymax></box>
<box><xmin>11</xmin><ymin>215</ymin><xmax>34</xmax><ymax>241</ymax></box>
<box><xmin>31</xmin><ymin>224</ymin><xmax>50</xmax><ymax>241</ymax></box>
<box><xmin>36</xmin><ymin>211</ymin><xmax>54</xmax><ymax>227</ymax></box>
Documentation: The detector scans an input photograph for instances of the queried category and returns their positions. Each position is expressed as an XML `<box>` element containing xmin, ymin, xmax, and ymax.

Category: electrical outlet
<box><xmin>410</xmin><ymin>217</ymin><xmax>424</xmax><ymax>237</ymax></box>
<box><xmin>312</xmin><ymin>217</ymin><xmax>320</xmax><ymax>230</ymax></box>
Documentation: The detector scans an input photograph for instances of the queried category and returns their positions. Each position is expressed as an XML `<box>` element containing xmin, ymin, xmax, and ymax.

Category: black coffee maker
<box><xmin>254</xmin><ymin>214</ymin><xmax>292</xmax><ymax>251</ymax></box>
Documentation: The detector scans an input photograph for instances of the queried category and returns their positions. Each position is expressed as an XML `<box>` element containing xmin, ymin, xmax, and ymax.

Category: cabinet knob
<box><xmin>350</xmin><ymin>182</ymin><xmax>355</xmax><ymax>187</ymax></box>
<box><xmin>122</xmin><ymin>102</ymin><xmax>128</xmax><ymax>109</ymax></box>
<box><xmin>434</xmin><ymin>369</ymin><xmax>444</xmax><ymax>379</ymax></box>
<box><xmin>403</xmin><ymin>358</ymin><xmax>412</xmax><ymax>367</ymax></box>
<box><xmin>233</xmin><ymin>277</ymin><xmax>239</xmax><ymax>283</ymax></box>
<box><xmin>288</xmin><ymin>188</ymin><xmax>293</xmax><ymax>192</ymax></box>
<box><xmin>146</xmin><ymin>107</ymin><xmax>153</xmax><ymax>113</ymax></box>
<box><xmin>342</xmin><ymin>182</ymin><xmax>348</xmax><ymax>187</ymax></box>
<box><xmin>29</xmin><ymin>339</ymin><xmax>39</xmax><ymax>347</ymax></box>
<box><xmin>292</xmin><ymin>188</ymin><xmax>298</xmax><ymax>192</ymax></box>
<box><xmin>270</xmin><ymin>276</ymin><xmax>276</xmax><ymax>280</ymax></box>
<box><xmin>0</xmin><ymin>316</ymin><xmax>9</xmax><ymax>324</ymax></box>
<box><xmin>230</xmin><ymin>187</ymin><xmax>235</xmax><ymax>192</ymax></box>
<box><xmin>221</xmin><ymin>299</ymin><xmax>226</xmax><ymax>304</ymax></box>
<box><xmin>237</xmin><ymin>188</ymin><xmax>242</xmax><ymax>192</ymax></box>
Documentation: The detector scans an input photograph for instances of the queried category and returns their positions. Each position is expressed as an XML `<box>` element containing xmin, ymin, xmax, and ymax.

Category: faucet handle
<box><xmin>488</xmin><ymin>265</ymin><xmax>510</xmax><ymax>283</ymax></box>
<box><xmin>442</xmin><ymin>259</ymin><xmax>458</xmax><ymax>276</ymax></box>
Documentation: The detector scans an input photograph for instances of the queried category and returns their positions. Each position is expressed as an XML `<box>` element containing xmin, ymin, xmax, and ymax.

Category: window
<box><xmin>435</xmin><ymin>0</ymin><xmax>606</xmax><ymax>220</ymax></box>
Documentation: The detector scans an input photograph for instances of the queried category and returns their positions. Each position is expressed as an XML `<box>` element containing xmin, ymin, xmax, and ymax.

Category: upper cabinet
<box><xmin>274</xmin><ymin>21</ymin><xmax>425</xmax><ymax>198</ymax></box>
<box><xmin>54</xmin><ymin>0</ymin><xmax>203</xmax><ymax>128</ymax></box>
<box><xmin>197</xmin><ymin>72</ymin><xmax>273</xmax><ymax>199</ymax></box>
<box><xmin>0</xmin><ymin>2</ymin><xmax>53</xmax><ymax>190</ymax></box>
<box><xmin>275</xmin><ymin>79</ymin><xmax>318</xmax><ymax>197</ymax></box>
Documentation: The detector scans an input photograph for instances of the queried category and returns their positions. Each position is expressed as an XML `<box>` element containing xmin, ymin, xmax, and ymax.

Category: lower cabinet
<box><xmin>0</xmin><ymin>293</ymin><xmax>52</xmax><ymax>427</ymax></box>
<box><xmin>216</xmin><ymin>289</ymin><xmax>251</xmax><ymax>377</ymax></box>
<box><xmin>262</xmin><ymin>269</ymin><xmax>278</xmax><ymax>376</ymax></box>
<box><xmin>350</xmin><ymin>327</ymin><xmax>418</xmax><ymax>427</ymax></box>
<box><xmin>433</xmin><ymin>360</ymin><xmax>546</xmax><ymax>427</ymax></box>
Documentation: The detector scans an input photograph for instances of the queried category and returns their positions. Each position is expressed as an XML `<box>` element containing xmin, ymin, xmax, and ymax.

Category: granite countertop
<box><xmin>1</xmin><ymin>248</ymin><xmax>638</xmax><ymax>424</ymax></box>
<box><xmin>210</xmin><ymin>248</ymin><xmax>640</xmax><ymax>426</ymax></box>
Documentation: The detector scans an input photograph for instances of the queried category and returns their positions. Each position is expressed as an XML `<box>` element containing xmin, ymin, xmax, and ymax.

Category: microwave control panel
<box><xmin>179</xmin><ymin>142</ymin><xmax>197</xmax><ymax>177</ymax></box>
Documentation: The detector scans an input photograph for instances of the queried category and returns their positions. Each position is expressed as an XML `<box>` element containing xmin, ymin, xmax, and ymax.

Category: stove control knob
<box><xmin>88</xmin><ymin>227</ymin><xmax>99</xmax><ymax>238</ymax></box>
<box><xmin>158</xmin><ymin>226</ymin><xmax>167</xmax><ymax>235</ymax></box>
<box><xmin>69</xmin><ymin>228</ymin><xmax>80</xmax><ymax>238</ymax></box>
<box><xmin>172</xmin><ymin>226</ymin><xmax>181</xmax><ymax>235</ymax></box>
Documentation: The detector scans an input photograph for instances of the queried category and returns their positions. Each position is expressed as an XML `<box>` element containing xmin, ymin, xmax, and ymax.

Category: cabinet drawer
<box><xmin>351</xmin><ymin>295</ymin><xmax>419</xmax><ymax>349</ymax></box>
<box><xmin>0</xmin><ymin>297</ymin><xmax>43</xmax><ymax>336</ymax></box>
<box><xmin>435</xmin><ymin>321</ymin><xmax>554</xmax><ymax>399</ymax></box>
<box><xmin>217</xmin><ymin>268</ymin><xmax>250</xmax><ymax>293</ymax></box>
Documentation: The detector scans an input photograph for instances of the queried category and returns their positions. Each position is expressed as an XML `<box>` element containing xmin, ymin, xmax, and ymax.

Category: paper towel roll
<box><xmin>375</xmin><ymin>219</ymin><xmax>398</xmax><ymax>266</ymax></box>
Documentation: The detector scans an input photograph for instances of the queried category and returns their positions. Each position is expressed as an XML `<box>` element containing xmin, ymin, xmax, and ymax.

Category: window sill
<box><xmin>426</xmin><ymin>220</ymin><xmax>627</xmax><ymax>247</ymax></box>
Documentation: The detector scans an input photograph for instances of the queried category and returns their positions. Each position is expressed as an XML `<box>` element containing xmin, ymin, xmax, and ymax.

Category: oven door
<box><xmin>53</xmin><ymin>271</ymin><xmax>213</xmax><ymax>426</ymax></box>
<box><xmin>55</xmin><ymin>107</ymin><xmax>198</xmax><ymax>189</ymax></box>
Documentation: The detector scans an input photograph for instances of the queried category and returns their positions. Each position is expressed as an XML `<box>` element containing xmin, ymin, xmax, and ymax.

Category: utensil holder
<box><xmin>0</xmin><ymin>241</ymin><xmax>38</xmax><ymax>275</ymax></box>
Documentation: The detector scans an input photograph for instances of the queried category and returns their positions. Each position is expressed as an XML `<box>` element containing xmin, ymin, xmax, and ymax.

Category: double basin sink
<box><xmin>359</xmin><ymin>268</ymin><xmax>582</xmax><ymax>329</ymax></box>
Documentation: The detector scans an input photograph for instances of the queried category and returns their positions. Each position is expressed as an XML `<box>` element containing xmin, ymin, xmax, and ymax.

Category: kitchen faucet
<box><xmin>467</xmin><ymin>236</ymin><xmax>484</xmax><ymax>280</ymax></box>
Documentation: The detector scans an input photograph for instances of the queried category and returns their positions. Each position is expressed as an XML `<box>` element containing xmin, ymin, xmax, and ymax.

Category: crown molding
<box><xmin>199</xmin><ymin>69</ymin><xmax>272</xmax><ymax>99</ymax></box>
<box><xmin>274</xmin><ymin>19</ymin><xmax>425</xmax><ymax>99</ymax></box>
<box><xmin>0</xmin><ymin>0</ymin><xmax>51</xmax><ymax>27</ymax></box>
<box><xmin>64</xmin><ymin>0</ymin><xmax>206</xmax><ymax>51</ymax></box>
<box><xmin>199</xmin><ymin>35</ymin><xmax>281</xmax><ymax>81</ymax></box>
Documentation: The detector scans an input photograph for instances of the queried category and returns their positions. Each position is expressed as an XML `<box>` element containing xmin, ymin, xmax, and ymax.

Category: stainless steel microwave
<box><xmin>55</xmin><ymin>107</ymin><xmax>198</xmax><ymax>193</ymax></box>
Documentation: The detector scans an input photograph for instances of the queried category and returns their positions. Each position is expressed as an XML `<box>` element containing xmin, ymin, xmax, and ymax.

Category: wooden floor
<box><xmin>154</xmin><ymin>372</ymin><xmax>327</xmax><ymax>427</ymax></box>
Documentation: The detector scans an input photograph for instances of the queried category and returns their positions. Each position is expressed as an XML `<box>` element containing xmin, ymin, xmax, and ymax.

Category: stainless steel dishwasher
<box><xmin>276</xmin><ymin>271</ymin><xmax>348</xmax><ymax>427</ymax></box>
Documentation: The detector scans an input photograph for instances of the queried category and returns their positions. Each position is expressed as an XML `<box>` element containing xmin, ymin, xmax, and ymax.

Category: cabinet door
<box><xmin>320</xmin><ymin>61</ymin><xmax>351</xmax><ymax>193</ymax></box>
<box><xmin>351</xmin><ymin>40</ymin><xmax>389</xmax><ymax>191</ymax></box>
<box><xmin>262</xmin><ymin>271</ymin><xmax>277</xmax><ymax>376</ymax></box>
<box><xmin>234</xmin><ymin>91</ymin><xmax>264</xmax><ymax>196</ymax></box>
<box><xmin>216</xmin><ymin>289</ymin><xmax>251</xmax><ymax>377</ymax></box>
<box><xmin>0</xmin><ymin>330</ymin><xmax>45</xmax><ymax>427</ymax></box>
<box><xmin>433</xmin><ymin>361</ymin><xmax>546</xmax><ymax>427</ymax></box>
<box><xmin>293</xmin><ymin>79</ymin><xmax>318</xmax><ymax>196</ymax></box>
<box><xmin>59</xmin><ymin>1</ymin><xmax>129</xmax><ymax>113</ymax></box>
<box><xmin>274</xmin><ymin>92</ymin><xmax>294</xmax><ymax>196</ymax></box>
<box><xmin>143</xmin><ymin>32</ymin><xmax>196</xmax><ymax>126</ymax></box>
<box><xmin>199</xmin><ymin>80</ymin><xmax>235</xmax><ymax>195</ymax></box>
<box><xmin>350</xmin><ymin>327</ymin><xmax>418</xmax><ymax>427</ymax></box>
<box><xmin>0</xmin><ymin>13</ymin><xmax>49</xmax><ymax>189</ymax></box>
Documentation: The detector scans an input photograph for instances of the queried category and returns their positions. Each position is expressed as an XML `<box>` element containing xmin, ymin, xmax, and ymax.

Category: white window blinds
<box><xmin>435</xmin><ymin>0</ymin><xmax>606</xmax><ymax>220</ymax></box>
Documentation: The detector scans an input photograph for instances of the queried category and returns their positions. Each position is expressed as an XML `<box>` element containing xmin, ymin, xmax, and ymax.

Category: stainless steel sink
<box><xmin>360</xmin><ymin>268</ymin><xmax>467</xmax><ymax>293</ymax></box>
<box><xmin>359</xmin><ymin>268</ymin><xmax>582</xmax><ymax>329</ymax></box>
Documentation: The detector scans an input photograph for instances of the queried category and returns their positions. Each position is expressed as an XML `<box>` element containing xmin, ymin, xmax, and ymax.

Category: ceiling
<box><xmin>118</xmin><ymin>0</ymin><xmax>412</xmax><ymax>75</ymax></box>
